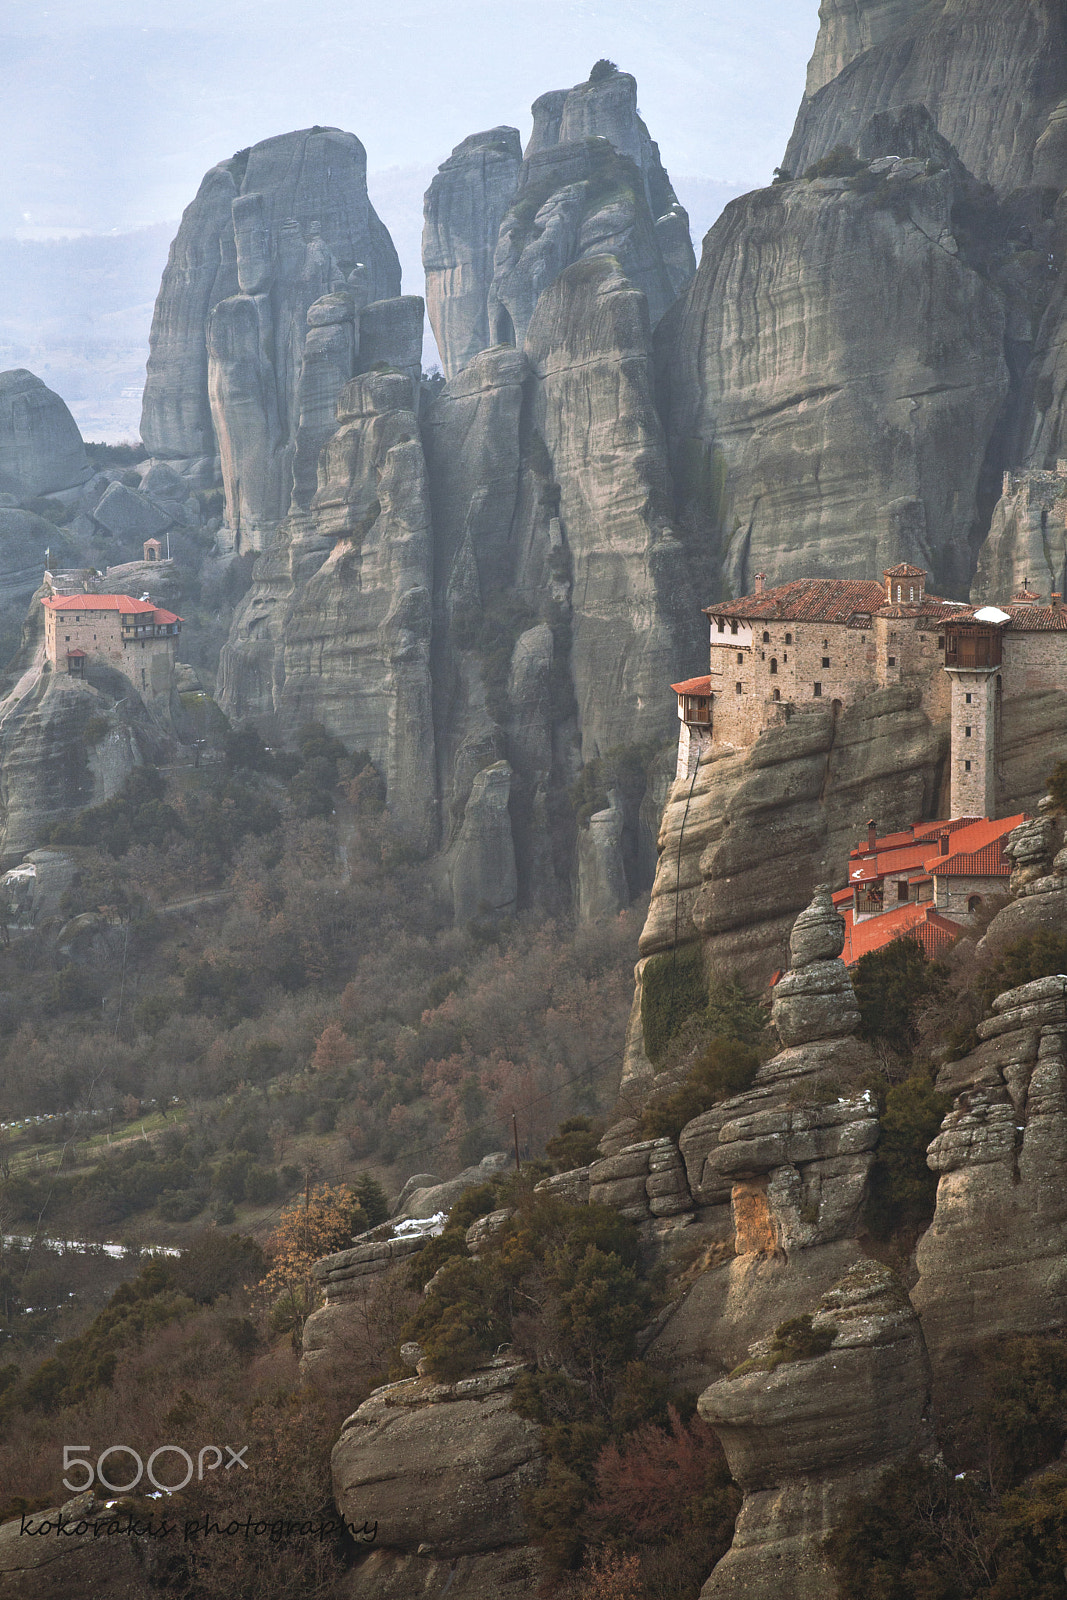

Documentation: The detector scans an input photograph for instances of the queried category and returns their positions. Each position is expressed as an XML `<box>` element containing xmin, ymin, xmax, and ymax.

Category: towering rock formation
<box><xmin>662</xmin><ymin>128</ymin><xmax>1008</xmax><ymax>596</ymax></box>
<box><xmin>785</xmin><ymin>0</ymin><xmax>1067</xmax><ymax>197</ymax></box>
<box><xmin>422</xmin><ymin>64</ymin><xmax>695</xmax><ymax>380</ymax></box>
<box><xmin>0</xmin><ymin>370</ymin><xmax>89</xmax><ymax>499</ymax></box>
<box><xmin>217</xmin><ymin>370</ymin><xmax>437</xmax><ymax>849</ymax></box>
<box><xmin>141</xmin><ymin>128</ymin><xmax>402</xmax><ymax>548</ymax></box>
<box><xmin>423</xmin><ymin>128</ymin><xmax>524</xmax><ymax>381</ymax></box>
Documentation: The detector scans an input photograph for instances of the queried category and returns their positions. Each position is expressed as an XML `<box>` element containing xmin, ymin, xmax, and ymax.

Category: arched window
<box><xmin>762</xmin><ymin>630</ymin><xmax>770</xmax><ymax>643</ymax></box>
<box><xmin>785</xmin><ymin>632</ymin><xmax>792</xmax><ymax>645</ymax></box>
<box><xmin>770</xmin><ymin>658</ymin><xmax>778</xmax><ymax>675</ymax></box>
<box><xmin>968</xmin><ymin>894</ymin><xmax>983</xmax><ymax>914</ymax></box>
<box><xmin>772</xmin><ymin>688</ymin><xmax>780</xmax><ymax>702</ymax></box>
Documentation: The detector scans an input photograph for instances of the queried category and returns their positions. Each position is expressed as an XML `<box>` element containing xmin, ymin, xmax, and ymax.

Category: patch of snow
<box><xmin>972</xmin><ymin>605</ymin><xmax>1011</xmax><ymax>624</ymax></box>
<box><xmin>392</xmin><ymin>1212</ymin><xmax>446</xmax><ymax>1239</ymax></box>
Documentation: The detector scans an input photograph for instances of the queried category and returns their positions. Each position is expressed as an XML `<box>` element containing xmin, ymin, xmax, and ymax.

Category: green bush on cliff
<box><xmin>853</xmin><ymin>936</ymin><xmax>947</xmax><ymax>1056</ymax></box>
<box><xmin>641</xmin><ymin>946</ymin><xmax>708</xmax><ymax>1064</ymax></box>
<box><xmin>803</xmin><ymin>144</ymin><xmax>867</xmax><ymax>180</ymax></box>
<box><xmin>864</xmin><ymin>1071</ymin><xmax>950</xmax><ymax>1241</ymax></box>
<box><xmin>641</xmin><ymin>1036</ymin><xmax>760</xmax><ymax>1139</ymax></box>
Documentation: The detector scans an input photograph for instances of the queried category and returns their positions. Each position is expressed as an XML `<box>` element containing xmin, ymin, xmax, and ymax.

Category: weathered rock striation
<box><xmin>786</xmin><ymin>0</ymin><xmax>1067</xmax><ymax>197</ymax></box>
<box><xmin>662</xmin><ymin>145</ymin><xmax>1008</xmax><ymax>597</ymax></box>
<box><xmin>423</xmin><ymin>64</ymin><xmax>695</xmax><ymax>379</ymax></box>
<box><xmin>423</xmin><ymin>128</ymin><xmax>524</xmax><ymax>380</ymax></box>
<box><xmin>914</xmin><ymin>968</ymin><xmax>1067</xmax><ymax>1406</ymax></box>
<box><xmin>141</xmin><ymin>127</ymin><xmax>401</xmax><ymax>549</ymax></box>
<box><xmin>698</xmin><ymin>1261</ymin><xmax>934</xmax><ymax>1599</ymax></box>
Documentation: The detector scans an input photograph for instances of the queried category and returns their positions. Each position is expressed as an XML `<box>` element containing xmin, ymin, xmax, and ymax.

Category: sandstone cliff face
<box><xmin>804</xmin><ymin>0</ymin><xmax>927</xmax><ymax>98</ymax></box>
<box><xmin>220</xmin><ymin>254</ymin><xmax>701</xmax><ymax>909</ymax></box>
<box><xmin>914</xmin><ymin>969</ymin><xmax>1067</xmax><ymax>1407</ymax></box>
<box><xmin>217</xmin><ymin>371</ymin><xmax>437</xmax><ymax>848</ymax></box>
<box><xmin>786</xmin><ymin>0</ymin><xmax>1067</xmax><ymax>197</ymax></box>
<box><xmin>423</xmin><ymin>128</ymin><xmax>524</xmax><ymax>380</ymax></box>
<box><xmin>625</xmin><ymin>689</ymin><xmax>946</xmax><ymax>1096</ymax></box>
<box><xmin>662</xmin><ymin>160</ymin><xmax>1008</xmax><ymax>596</ymax></box>
<box><xmin>422</xmin><ymin>65</ymin><xmax>694</xmax><ymax>380</ymax></box>
<box><xmin>0</xmin><ymin>665</ymin><xmax>168</xmax><ymax>865</ymax></box>
<box><xmin>141</xmin><ymin>128</ymin><xmax>401</xmax><ymax>548</ymax></box>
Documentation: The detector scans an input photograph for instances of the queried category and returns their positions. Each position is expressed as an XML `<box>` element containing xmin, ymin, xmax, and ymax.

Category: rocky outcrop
<box><xmin>332</xmin><ymin>1358</ymin><xmax>544</xmax><ymax>1560</ymax></box>
<box><xmin>217</xmin><ymin>370</ymin><xmax>437</xmax><ymax>846</ymax></box>
<box><xmin>526</xmin><ymin>257</ymin><xmax>697</xmax><ymax>758</ymax></box>
<box><xmin>662</xmin><ymin>154</ymin><xmax>1008</xmax><ymax>597</ymax></box>
<box><xmin>698</xmin><ymin>1261</ymin><xmax>934</xmax><ymax>1598</ymax></box>
<box><xmin>0</xmin><ymin>666</ymin><xmax>169</xmax><ymax>865</ymax></box>
<box><xmin>804</xmin><ymin>1</ymin><xmax>927</xmax><ymax>98</ymax></box>
<box><xmin>0</xmin><ymin>370</ymin><xmax>89</xmax><ymax>499</ymax></box>
<box><xmin>423</xmin><ymin>129</ymin><xmax>524</xmax><ymax>380</ymax></box>
<box><xmin>449</xmin><ymin>760</ymin><xmax>518</xmax><ymax>922</ymax></box>
<box><xmin>423</xmin><ymin>65</ymin><xmax>694</xmax><ymax>379</ymax></box>
<box><xmin>625</xmin><ymin>688</ymin><xmax>946</xmax><ymax>1096</ymax></box>
<box><xmin>142</xmin><ymin>128</ymin><xmax>401</xmax><ymax>548</ymax></box>
<box><xmin>786</xmin><ymin>0</ymin><xmax>1067</xmax><ymax>197</ymax></box>
<box><xmin>913</xmin><ymin>970</ymin><xmax>1067</xmax><ymax>1405</ymax></box>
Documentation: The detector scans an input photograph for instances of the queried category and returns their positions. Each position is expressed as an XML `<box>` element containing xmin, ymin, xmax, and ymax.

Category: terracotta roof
<box><xmin>704</xmin><ymin>578</ymin><xmax>887</xmax><ymax>624</ymax></box>
<box><xmin>911</xmin><ymin>816</ymin><xmax>979</xmax><ymax>842</ymax></box>
<box><xmin>671</xmin><ymin>676</ymin><xmax>712</xmax><ymax>695</ymax></box>
<box><xmin>999</xmin><ymin>603</ymin><xmax>1067</xmax><ymax>631</ymax></box>
<box><xmin>935</xmin><ymin>843</ymin><xmax>1011</xmax><ymax>878</ymax></box>
<box><xmin>42</xmin><ymin>594</ymin><xmax>182</xmax><ymax>626</ymax></box>
<box><xmin>849</xmin><ymin>843</ymin><xmax>929</xmax><ymax>883</ymax></box>
<box><xmin>65</xmin><ymin>648</ymin><xmax>87</xmax><ymax>658</ymax></box>
<box><xmin>841</xmin><ymin>903</ymin><xmax>963</xmax><ymax>965</ymax></box>
<box><xmin>883</xmin><ymin>563</ymin><xmax>927</xmax><ymax>578</ymax></box>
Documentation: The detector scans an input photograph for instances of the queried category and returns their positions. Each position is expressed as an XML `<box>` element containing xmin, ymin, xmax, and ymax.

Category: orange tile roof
<box><xmin>933</xmin><ymin>814</ymin><xmax>1025</xmax><ymax>878</ymax></box>
<box><xmin>849</xmin><ymin>843</ymin><xmax>929</xmax><ymax>883</ymax></box>
<box><xmin>883</xmin><ymin>563</ymin><xmax>927</xmax><ymax>578</ymax></box>
<box><xmin>671</xmin><ymin>676</ymin><xmax>712</xmax><ymax>695</ymax></box>
<box><xmin>42</xmin><ymin>594</ymin><xmax>182</xmax><ymax>625</ymax></box>
<box><xmin>841</xmin><ymin>903</ymin><xmax>963</xmax><ymax>965</ymax></box>
<box><xmin>704</xmin><ymin>578</ymin><xmax>887</xmax><ymax>624</ymax></box>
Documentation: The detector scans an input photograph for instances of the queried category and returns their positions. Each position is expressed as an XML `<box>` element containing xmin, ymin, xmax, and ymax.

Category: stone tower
<box><xmin>943</xmin><ymin>609</ymin><xmax>1006</xmax><ymax>817</ymax></box>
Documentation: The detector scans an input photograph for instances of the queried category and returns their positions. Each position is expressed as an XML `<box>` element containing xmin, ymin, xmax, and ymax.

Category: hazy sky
<box><xmin>1</xmin><ymin>0</ymin><xmax>819</xmax><ymax>243</ymax></box>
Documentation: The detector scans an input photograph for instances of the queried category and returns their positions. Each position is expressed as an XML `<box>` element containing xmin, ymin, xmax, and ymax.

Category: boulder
<box><xmin>91</xmin><ymin>481</ymin><xmax>172</xmax><ymax>541</ymax></box>
<box><xmin>331</xmin><ymin>1361</ymin><xmax>543</xmax><ymax>1558</ymax></box>
<box><xmin>697</xmin><ymin>1261</ymin><xmax>934</xmax><ymax>1598</ymax></box>
<box><xmin>0</xmin><ymin>369</ymin><xmax>89</xmax><ymax>499</ymax></box>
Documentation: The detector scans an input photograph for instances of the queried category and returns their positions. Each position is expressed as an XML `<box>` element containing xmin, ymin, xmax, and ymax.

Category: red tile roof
<box><xmin>883</xmin><ymin>563</ymin><xmax>927</xmax><ymax>578</ymax></box>
<box><xmin>42</xmin><ymin>594</ymin><xmax>182</xmax><ymax>625</ymax></box>
<box><xmin>704</xmin><ymin>578</ymin><xmax>887</xmax><ymax>624</ymax></box>
<box><xmin>841</xmin><ymin>903</ymin><xmax>963</xmax><ymax>965</ymax></box>
<box><xmin>846</xmin><ymin>814</ymin><xmax>1024</xmax><ymax>885</ymax></box>
<box><xmin>671</xmin><ymin>676</ymin><xmax>712</xmax><ymax>695</ymax></box>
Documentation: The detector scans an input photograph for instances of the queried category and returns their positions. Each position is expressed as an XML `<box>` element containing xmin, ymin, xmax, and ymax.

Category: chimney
<box><xmin>1054</xmin><ymin>593</ymin><xmax>1063</xmax><ymax>610</ymax></box>
<box><xmin>867</xmin><ymin>819</ymin><xmax>877</xmax><ymax>853</ymax></box>
<box><xmin>754</xmin><ymin>572</ymin><xmax>765</xmax><ymax>597</ymax></box>
<box><xmin>940</xmin><ymin>832</ymin><xmax>950</xmax><ymax>856</ymax></box>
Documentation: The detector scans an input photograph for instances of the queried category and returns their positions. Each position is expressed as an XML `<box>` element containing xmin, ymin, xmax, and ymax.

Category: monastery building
<box><xmin>42</xmin><ymin>593</ymin><xmax>182</xmax><ymax>698</ymax></box>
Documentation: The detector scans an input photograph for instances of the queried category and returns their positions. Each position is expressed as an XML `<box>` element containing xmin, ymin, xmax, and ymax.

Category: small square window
<box><xmin>737</xmin><ymin>652</ymin><xmax>744</xmax><ymax>664</ymax></box>
<box><xmin>938</xmin><ymin>636</ymin><xmax>944</xmax><ymax>648</ymax></box>
<box><xmin>735</xmin><ymin>682</ymin><xmax>742</xmax><ymax>695</ymax></box>
<box><xmin>785</xmin><ymin>633</ymin><xmax>792</xmax><ymax>645</ymax></box>
<box><xmin>813</xmin><ymin>682</ymin><xmax>822</xmax><ymax>697</ymax></box>
<box><xmin>965</xmin><ymin>726</ymin><xmax>971</xmax><ymax>738</ymax></box>
<box><xmin>717</xmin><ymin>621</ymin><xmax>724</xmax><ymax>634</ymax></box>
<box><xmin>731</xmin><ymin>622</ymin><xmax>738</xmax><ymax>636</ymax></box>
<box><xmin>821</xmin><ymin>656</ymin><xmax>830</xmax><ymax>669</ymax></box>
<box><xmin>887</xmin><ymin>656</ymin><xmax>896</xmax><ymax>666</ymax></box>
<box><xmin>965</xmin><ymin>760</ymin><xmax>972</xmax><ymax>772</ymax></box>
<box><xmin>965</xmin><ymin>693</ymin><xmax>972</xmax><ymax>704</ymax></box>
